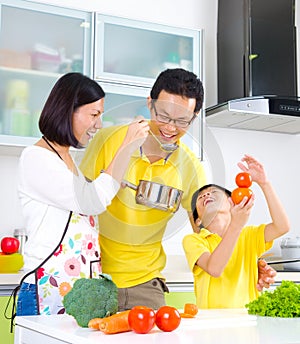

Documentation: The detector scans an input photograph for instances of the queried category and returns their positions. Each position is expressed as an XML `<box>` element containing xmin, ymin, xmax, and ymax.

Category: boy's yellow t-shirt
<box><xmin>182</xmin><ymin>225</ymin><xmax>273</xmax><ymax>308</ymax></box>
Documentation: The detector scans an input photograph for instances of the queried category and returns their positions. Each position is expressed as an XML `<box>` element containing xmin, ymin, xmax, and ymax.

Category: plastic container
<box><xmin>31</xmin><ymin>51</ymin><xmax>61</xmax><ymax>72</ymax></box>
<box><xmin>0</xmin><ymin>253</ymin><xmax>24</xmax><ymax>273</ymax></box>
<box><xmin>5</xmin><ymin>79</ymin><xmax>29</xmax><ymax>109</ymax></box>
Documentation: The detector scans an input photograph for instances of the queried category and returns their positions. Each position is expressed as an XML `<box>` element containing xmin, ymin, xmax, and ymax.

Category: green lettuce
<box><xmin>246</xmin><ymin>280</ymin><xmax>300</xmax><ymax>317</ymax></box>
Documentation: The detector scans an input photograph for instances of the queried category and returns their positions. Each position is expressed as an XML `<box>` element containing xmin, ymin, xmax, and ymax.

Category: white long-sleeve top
<box><xmin>18</xmin><ymin>146</ymin><xmax>120</xmax><ymax>272</ymax></box>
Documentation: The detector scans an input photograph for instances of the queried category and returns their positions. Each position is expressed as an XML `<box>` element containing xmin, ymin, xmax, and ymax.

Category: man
<box><xmin>80</xmin><ymin>69</ymin><xmax>275</xmax><ymax>310</ymax></box>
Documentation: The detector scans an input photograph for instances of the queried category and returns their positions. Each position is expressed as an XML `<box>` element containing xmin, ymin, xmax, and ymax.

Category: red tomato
<box><xmin>231</xmin><ymin>187</ymin><xmax>253</xmax><ymax>204</ymax></box>
<box><xmin>128</xmin><ymin>306</ymin><xmax>156</xmax><ymax>334</ymax></box>
<box><xmin>1</xmin><ymin>237</ymin><xmax>20</xmax><ymax>254</ymax></box>
<box><xmin>155</xmin><ymin>306</ymin><xmax>181</xmax><ymax>332</ymax></box>
<box><xmin>235</xmin><ymin>172</ymin><xmax>252</xmax><ymax>188</ymax></box>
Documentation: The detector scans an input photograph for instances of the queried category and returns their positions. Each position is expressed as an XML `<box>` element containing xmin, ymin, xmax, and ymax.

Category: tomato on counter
<box><xmin>128</xmin><ymin>306</ymin><xmax>156</xmax><ymax>334</ymax></box>
<box><xmin>155</xmin><ymin>306</ymin><xmax>181</xmax><ymax>332</ymax></box>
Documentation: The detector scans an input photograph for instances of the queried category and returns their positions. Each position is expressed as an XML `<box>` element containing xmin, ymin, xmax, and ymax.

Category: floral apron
<box><xmin>36</xmin><ymin>212</ymin><xmax>101</xmax><ymax>315</ymax></box>
<box><xmin>7</xmin><ymin>141</ymin><xmax>101</xmax><ymax>328</ymax></box>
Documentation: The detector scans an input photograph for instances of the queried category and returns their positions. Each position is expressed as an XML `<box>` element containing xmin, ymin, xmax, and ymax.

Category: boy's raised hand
<box><xmin>238</xmin><ymin>154</ymin><xmax>268</xmax><ymax>185</ymax></box>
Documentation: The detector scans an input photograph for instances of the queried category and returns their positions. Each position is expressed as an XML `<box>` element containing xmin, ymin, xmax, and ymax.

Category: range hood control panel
<box><xmin>205</xmin><ymin>96</ymin><xmax>300</xmax><ymax>134</ymax></box>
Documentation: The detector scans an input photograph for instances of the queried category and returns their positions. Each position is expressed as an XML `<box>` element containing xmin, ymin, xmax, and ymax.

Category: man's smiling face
<box><xmin>148</xmin><ymin>90</ymin><xmax>196</xmax><ymax>145</ymax></box>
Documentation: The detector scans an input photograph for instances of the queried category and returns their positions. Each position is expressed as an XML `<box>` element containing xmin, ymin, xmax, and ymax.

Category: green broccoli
<box><xmin>63</xmin><ymin>273</ymin><xmax>118</xmax><ymax>327</ymax></box>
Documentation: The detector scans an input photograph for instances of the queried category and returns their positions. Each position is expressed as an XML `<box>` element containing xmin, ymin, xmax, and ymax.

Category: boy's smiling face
<box><xmin>196</xmin><ymin>186</ymin><xmax>231</xmax><ymax>227</ymax></box>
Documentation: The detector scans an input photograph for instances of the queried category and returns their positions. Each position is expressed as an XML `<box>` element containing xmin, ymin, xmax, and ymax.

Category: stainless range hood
<box><xmin>205</xmin><ymin>96</ymin><xmax>300</xmax><ymax>134</ymax></box>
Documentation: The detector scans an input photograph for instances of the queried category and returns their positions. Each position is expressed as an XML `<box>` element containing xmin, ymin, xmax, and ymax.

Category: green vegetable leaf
<box><xmin>246</xmin><ymin>280</ymin><xmax>300</xmax><ymax>317</ymax></box>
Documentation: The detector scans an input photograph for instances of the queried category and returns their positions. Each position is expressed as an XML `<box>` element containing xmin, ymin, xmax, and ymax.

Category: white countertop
<box><xmin>14</xmin><ymin>309</ymin><xmax>300</xmax><ymax>344</ymax></box>
<box><xmin>0</xmin><ymin>272</ymin><xmax>26</xmax><ymax>285</ymax></box>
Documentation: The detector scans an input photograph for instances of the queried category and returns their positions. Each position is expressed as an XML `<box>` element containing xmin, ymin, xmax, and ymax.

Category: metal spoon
<box><xmin>149</xmin><ymin>130</ymin><xmax>178</xmax><ymax>152</ymax></box>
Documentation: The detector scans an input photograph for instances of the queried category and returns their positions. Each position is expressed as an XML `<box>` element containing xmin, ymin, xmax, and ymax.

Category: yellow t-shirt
<box><xmin>182</xmin><ymin>224</ymin><xmax>273</xmax><ymax>308</ymax></box>
<box><xmin>80</xmin><ymin>124</ymin><xmax>207</xmax><ymax>287</ymax></box>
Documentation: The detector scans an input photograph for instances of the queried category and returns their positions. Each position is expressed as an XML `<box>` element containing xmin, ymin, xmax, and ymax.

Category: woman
<box><xmin>15</xmin><ymin>73</ymin><xmax>149</xmax><ymax>316</ymax></box>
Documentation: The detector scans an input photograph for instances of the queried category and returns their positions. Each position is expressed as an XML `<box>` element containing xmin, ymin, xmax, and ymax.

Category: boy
<box><xmin>182</xmin><ymin>154</ymin><xmax>290</xmax><ymax>308</ymax></box>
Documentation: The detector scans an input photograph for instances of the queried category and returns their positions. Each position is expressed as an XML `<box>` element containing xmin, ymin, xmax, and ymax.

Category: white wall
<box><xmin>206</xmin><ymin>127</ymin><xmax>300</xmax><ymax>255</ymax></box>
<box><xmin>1</xmin><ymin>0</ymin><xmax>300</xmax><ymax>258</ymax></box>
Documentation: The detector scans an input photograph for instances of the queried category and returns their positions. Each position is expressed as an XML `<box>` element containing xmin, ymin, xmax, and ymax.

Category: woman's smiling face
<box><xmin>72</xmin><ymin>98</ymin><xmax>105</xmax><ymax>147</ymax></box>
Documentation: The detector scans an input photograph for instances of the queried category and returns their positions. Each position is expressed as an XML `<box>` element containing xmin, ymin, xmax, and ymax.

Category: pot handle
<box><xmin>122</xmin><ymin>180</ymin><xmax>138</xmax><ymax>191</ymax></box>
<box><xmin>264</xmin><ymin>258</ymin><xmax>300</xmax><ymax>265</ymax></box>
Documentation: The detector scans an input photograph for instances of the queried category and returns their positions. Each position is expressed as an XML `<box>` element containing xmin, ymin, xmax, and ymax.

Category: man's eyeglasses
<box><xmin>152</xmin><ymin>102</ymin><xmax>196</xmax><ymax>128</ymax></box>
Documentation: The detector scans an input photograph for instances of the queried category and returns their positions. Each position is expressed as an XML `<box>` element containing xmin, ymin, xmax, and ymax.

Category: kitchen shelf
<box><xmin>0</xmin><ymin>0</ymin><xmax>93</xmax><ymax>142</ymax></box>
<box><xmin>0</xmin><ymin>66</ymin><xmax>61</xmax><ymax>79</ymax></box>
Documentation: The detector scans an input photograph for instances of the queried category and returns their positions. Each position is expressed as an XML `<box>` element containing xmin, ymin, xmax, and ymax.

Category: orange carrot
<box><xmin>184</xmin><ymin>303</ymin><xmax>198</xmax><ymax>316</ymax></box>
<box><xmin>88</xmin><ymin>318</ymin><xmax>103</xmax><ymax>330</ymax></box>
<box><xmin>180</xmin><ymin>312</ymin><xmax>195</xmax><ymax>318</ymax></box>
<box><xmin>98</xmin><ymin>310</ymin><xmax>131</xmax><ymax>334</ymax></box>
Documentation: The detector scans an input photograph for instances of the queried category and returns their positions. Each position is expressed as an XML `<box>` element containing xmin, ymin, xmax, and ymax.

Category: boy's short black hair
<box><xmin>191</xmin><ymin>184</ymin><xmax>232</xmax><ymax>223</ymax></box>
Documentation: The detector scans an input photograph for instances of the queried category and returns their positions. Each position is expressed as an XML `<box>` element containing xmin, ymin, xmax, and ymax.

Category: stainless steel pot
<box><xmin>123</xmin><ymin>180</ymin><xmax>183</xmax><ymax>213</ymax></box>
<box><xmin>280</xmin><ymin>237</ymin><xmax>300</xmax><ymax>271</ymax></box>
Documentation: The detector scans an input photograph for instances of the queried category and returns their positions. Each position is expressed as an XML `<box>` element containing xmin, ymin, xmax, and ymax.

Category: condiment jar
<box><xmin>13</xmin><ymin>228</ymin><xmax>28</xmax><ymax>255</ymax></box>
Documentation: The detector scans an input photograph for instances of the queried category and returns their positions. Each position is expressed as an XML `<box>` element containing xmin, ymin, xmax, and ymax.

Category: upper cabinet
<box><xmin>0</xmin><ymin>0</ymin><xmax>93</xmax><ymax>144</ymax></box>
<box><xmin>94</xmin><ymin>14</ymin><xmax>203</xmax><ymax>87</ymax></box>
<box><xmin>94</xmin><ymin>14</ymin><xmax>204</xmax><ymax>159</ymax></box>
<box><xmin>0</xmin><ymin>3</ymin><xmax>204</xmax><ymax>159</ymax></box>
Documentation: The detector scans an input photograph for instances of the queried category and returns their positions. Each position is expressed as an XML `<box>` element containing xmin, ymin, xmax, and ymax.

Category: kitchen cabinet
<box><xmin>94</xmin><ymin>14</ymin><xmax>202</xmax><ymax>88</ymax></box>
<box><xmin>0</xmin><ymin>296</ymin><xmax>14</xmax><ymax>344</ymax></box>
<box><xmin>165</xmin><ymin>291</ymin><xmax>196</xmax><ymax>309</ymax></box>
<box><xmin>0</xmin><ymin>3</ymin><xmax>204</xmax><ymax>158</ymax></box>
<box><xmin>94</xmin><ymin>15</ymin><xmax>204</xmax><ymax>158</ymax></box>
<box><xmin>0</xmin><ymin>272</ymin><xmax>26</xmax><ymax>344</ymax></box>
<box><xmin>0</xmin><ymin>0</ymin><xmax>93</xmax><ymax>145</ymax></box>
<box><xmin>100</xmin><ymin>82</ymin><xmax>150</xmax><ymax>126</ymax></box>
<box><xmin>217</xmin><ymin>0</ymin><xmax>296</xmax><ymax>103</ymax></box>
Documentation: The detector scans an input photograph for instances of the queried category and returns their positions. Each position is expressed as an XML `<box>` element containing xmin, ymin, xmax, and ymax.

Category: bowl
<box><xmin>0</xmin><ymin>252</ymin><xmax>24</xmax><ymax>273</ymax></box>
